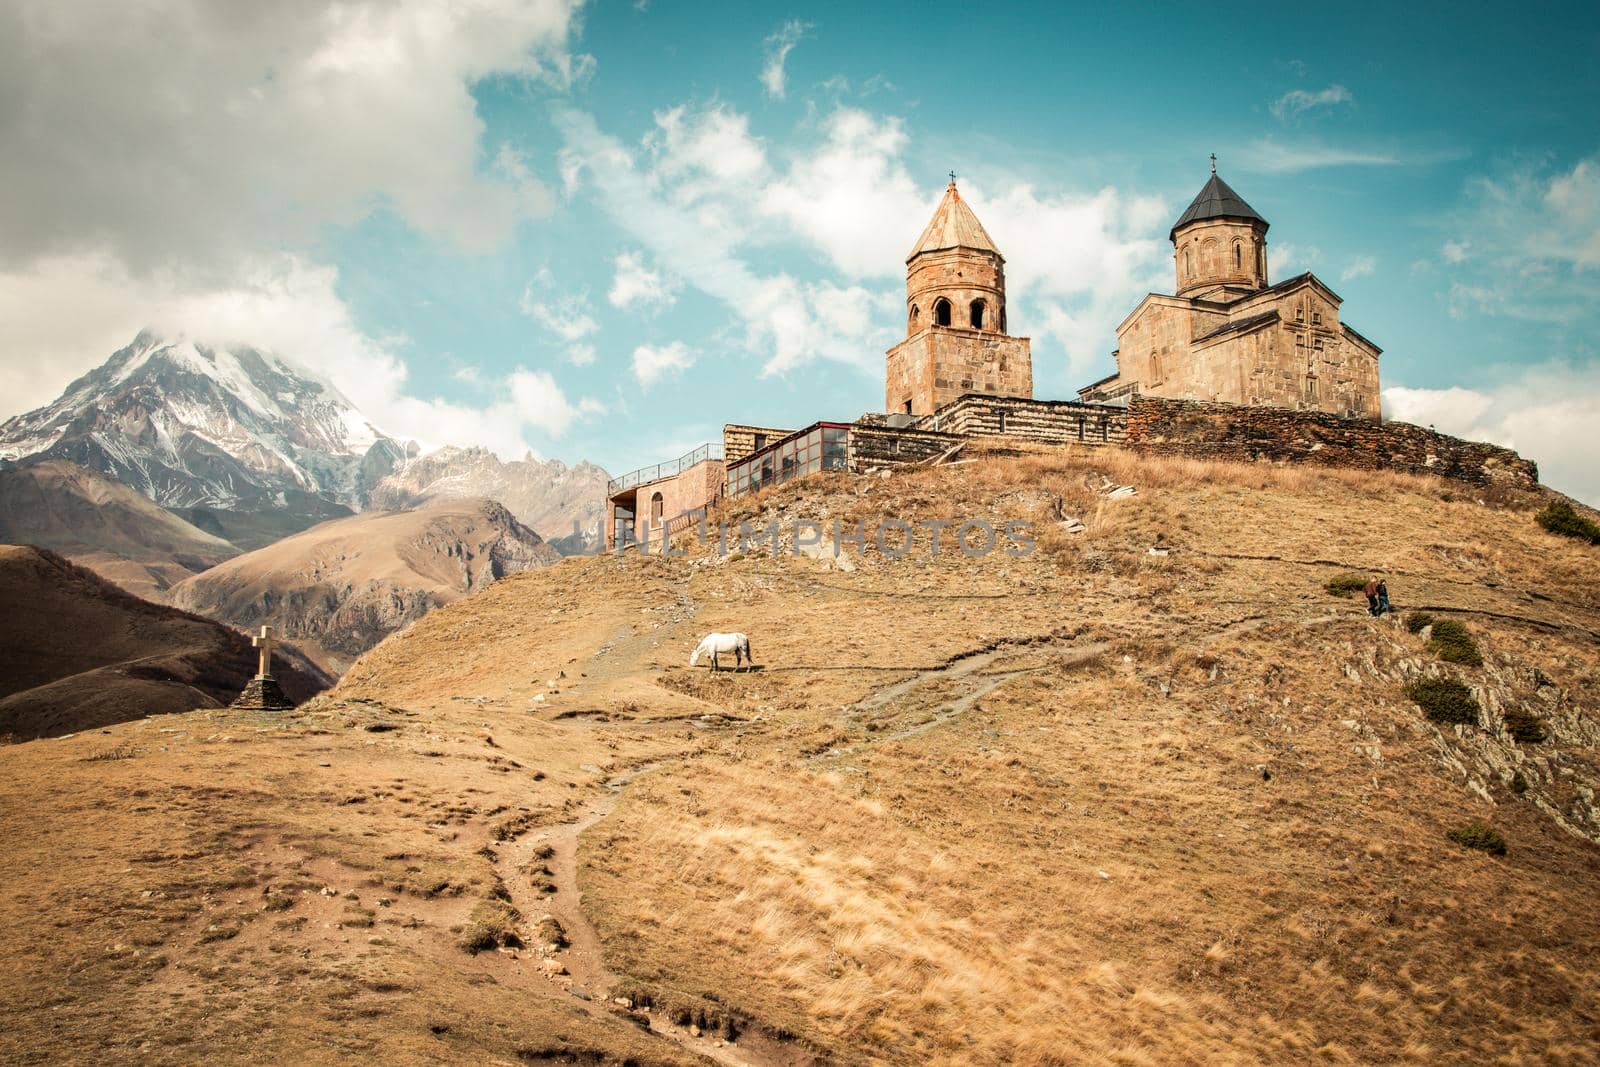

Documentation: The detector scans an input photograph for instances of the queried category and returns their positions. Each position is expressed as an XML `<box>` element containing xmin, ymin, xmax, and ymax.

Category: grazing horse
<box><xmin>690</xmin><ymin>632</ymin><xmax>753</xmax><ymax>672</ymax></box>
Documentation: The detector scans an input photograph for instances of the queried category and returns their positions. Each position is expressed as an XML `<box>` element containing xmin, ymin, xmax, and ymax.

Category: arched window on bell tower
<box><xmin>1234</xmin><ymin>242</ymin><xmax>1242</xmax><ymax>270</ymax></box>
<box><xmin>970</xmin><ymin>298</ymin><xmax>986</xmax><ymax>330</ymax></box>
<box><xmin>1183</xmin><ymin>246</ymin><xmax>1193</xmax><ymax>278</ymax></box>
<box><xmin>909</xmin><ymin>304</ymin><xmax>919</xmax><ymax>332</ymax></box>
<box><xmin>934</xmin><ymin>298</ymin><xmax>952</xmax><ymax>327</ymax></box>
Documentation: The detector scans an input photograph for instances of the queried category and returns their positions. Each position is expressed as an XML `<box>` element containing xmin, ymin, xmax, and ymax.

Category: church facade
<box><xmin>1078</xmin><ymin>165</ymin><xmax>1382</xmax><ymax>417</ymax></box>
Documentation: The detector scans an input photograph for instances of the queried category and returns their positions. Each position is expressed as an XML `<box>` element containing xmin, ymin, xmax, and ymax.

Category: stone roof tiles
<box><xmin>908</xmin><ymin>181</ymin><xmax>1003</xmax><ymax>262</ymax></box>
<box><xmin>1171</xmin><ymin>172</ymin><xmax>1269</xmax><ymax>240</ymax></box>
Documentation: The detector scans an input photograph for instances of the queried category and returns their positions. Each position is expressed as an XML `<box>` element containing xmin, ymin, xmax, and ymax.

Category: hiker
<box><xmin>1376</xmin><ymin>578</ymin><xmax>1391</xmax><ymax>616</ymax></box>
<box><xmin>1363</xmin><ymin>577</ymin><xmax>1380</xmax><ymax>616</ymax></box>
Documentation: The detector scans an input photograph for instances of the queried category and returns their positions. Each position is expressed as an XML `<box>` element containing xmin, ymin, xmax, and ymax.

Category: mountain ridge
<box><xmin>166</xmin><ymin>496</ymin><xmax>563</xmax><ymax>674</ymax></box>
<box><xmin>0</xmin><ymin>458</ymin><xmax>241</xmax><ymax>601</ymax></box>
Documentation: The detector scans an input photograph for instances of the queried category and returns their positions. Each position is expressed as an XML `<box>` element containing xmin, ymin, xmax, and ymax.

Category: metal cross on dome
<box><xmin>1210</xmin><ymin>153</ymin><xmax>1217</xmax><ymax>174</ymax></box>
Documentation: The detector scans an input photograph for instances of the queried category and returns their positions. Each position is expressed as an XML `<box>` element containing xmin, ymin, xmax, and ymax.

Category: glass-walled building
<box><xmin>725</xmin><ymin>422</ymin><xmax>849</xmax><ymax>498</ymax></box>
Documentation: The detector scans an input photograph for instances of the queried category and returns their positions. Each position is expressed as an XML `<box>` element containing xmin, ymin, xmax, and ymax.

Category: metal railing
<box><xmin>606</xmin><ymin>441</ymin><xmax>724</xmax><ymax>494</ymax></box>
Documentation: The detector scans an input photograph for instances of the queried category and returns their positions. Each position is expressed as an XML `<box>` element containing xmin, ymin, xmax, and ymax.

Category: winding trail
<box><xmin>496</xmin><ymin>767</ymin><xmax>801</xmax><ymax>1067</ymax></box>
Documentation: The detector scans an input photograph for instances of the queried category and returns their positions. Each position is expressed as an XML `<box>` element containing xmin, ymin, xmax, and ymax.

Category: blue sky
<box><xmin>2</xmin><ymin>0</ymin><xmax>1597</xmax><ymax>499</ymax></box>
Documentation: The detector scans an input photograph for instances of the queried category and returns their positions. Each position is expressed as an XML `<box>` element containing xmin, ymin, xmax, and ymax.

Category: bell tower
<box><xmin>886</xmin><ymin>178</ymin><xmax>1032</xmax><ymax>416</ymax></box>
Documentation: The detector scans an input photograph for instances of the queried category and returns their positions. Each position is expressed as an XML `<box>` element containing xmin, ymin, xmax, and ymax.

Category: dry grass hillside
<box><xmin>2</xmin><ymin>445</ymin><xmax>1598</xmax><ymax>1065</ymax></box>
<box><xmin>167</xmin><ymin>498</ymin><xmax>561</xmax><ymax>674</ymax></box>
<box><xmin>0</xmin><ymin>545</ymin><xmax>328</xmax><ymax>740</ymax></box>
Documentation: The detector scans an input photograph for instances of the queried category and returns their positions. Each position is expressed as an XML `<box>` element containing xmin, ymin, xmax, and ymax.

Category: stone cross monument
<box><xmin>231</xmin><ymin>623</ymin><xmax>296</xmax><ymax>711</ymax></box>
<box><xmin>253</xmin><ymin>625</ymin><xmax>277</xmax><ymax>677</ymax></box>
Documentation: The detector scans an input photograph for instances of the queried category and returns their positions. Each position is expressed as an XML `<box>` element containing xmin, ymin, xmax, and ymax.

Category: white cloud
<box><xmin>1443</xmin><ymin>155</ymin><xmax>1600</xmax><ymax>322</ymax></box>
<box><xmin>1342</xmin><ymin>255</ymin><xmax>1377</xmax><ymax>281</ymax></box>
<box><xmin>1270</xmin><ymin>84</ymin><xmax>1352</xmax><ymax>121</ymax></box>
<box><xmin>1238</xmin><ymin>138</ymin><xmax>1402</xmax><ymax>174</ymax></box>
<box><xmin>556</xmin><ymin>106</ymin><xmax>893</xmax><ymax>378</ymax></box>
<box><xmin>759</xmin><ymin>20</ymin><xmax>811</xmax><ymax>99</ymax></box>
<box><xmin>977</xmin><ymin>183</ymin><xmax>1170</xmax><ymax>382</ymax></box>
<box><xmin>632</xmin><ymin>342</ymin><xmax>695</xmax><ymax>387</ymax></box>
<box><xmin>608</xmin><ymin>251</ymin><xmax>679</xmax><ymax>311</ymax></box>
<box><xmin>0</xmin><ymin>0</ymin><xmax>585</xmax><ymax>278</ymax></box>
<box><xmin>520</xmin><ymin>268</ymin><xmax>599</xmax><ymax>341</ymax></box>
<box><xmin>1383</xmin><ymin>363</ymin><xmax>1600</xmax><ymax>506</ymax></box>
<box><xmin>1268</xmin><ymin>242</ymin><xmax>1321</xmax><ymax>278</ymax></box>
<box><xmin>761</xmin><ymin>107</ymin><xmax>926</xmax><ymax>278</ymax></box>
<box><xmin>565</xmin><ymin>343</ymin><xmax>597</xmax><ymax>366</ymax></box>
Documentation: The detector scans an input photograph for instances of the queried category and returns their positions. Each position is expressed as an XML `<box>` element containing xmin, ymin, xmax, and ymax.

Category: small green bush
<box><xmin>1536</xmin><ymin>500</ymin><xmax>1600</xmax><ymax>545</ymax></box>
<box><xmin>1405</xmin><ymin>612</ymin><xmax>1436</xmax><ymax>634</ymax></box>
<box><xmin>1504</xmin><ymin>707</ymin><xmax>1548</xmax><ymax>744</ymax></box>
<box><xmin>1406</xmin><ymin>678</ymin><xmax>1479</xmax><ymax>727</ymax></box>
<box><xmin>1324</xmin><ymin>573</ymin><xmax>1369</xmax><ymax>596</ymax></box>
<box><xmin>1446</xmin><ymin>822</ymin><xmax>1507</xmax><ymax>856</ymax></box>
<box><xmin>1427</xmin><ymin>618</ymin><xmax>1483</xmax><ymax>667</ymax></box>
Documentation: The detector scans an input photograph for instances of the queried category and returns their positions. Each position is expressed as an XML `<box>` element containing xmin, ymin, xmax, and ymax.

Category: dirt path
<box><xmin>497</xmin><ymin>767</ymin><xmax>802</xmax><ymax>1067</ymax></box>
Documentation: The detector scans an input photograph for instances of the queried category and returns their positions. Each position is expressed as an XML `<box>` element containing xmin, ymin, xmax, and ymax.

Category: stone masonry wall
<box><xmin>885</xmin><ymin>328</ymin><xmax>1032</xmax><ymax>416</ymax></box>
<box><xmin>723</xmin><ymin>424</ymin><xmax>795</xmax><ymax>464</ymax></box>
<box><xmin>848</xmin><ymin>424</ymin><xmax>966</xmax><ymax>470</ymax></box>
<box><xmin>1124</xmin><ymin>396</ymin><xmax>1538</xmax><ymax>489</ymax></box>
<box><xmin>920</xmin><ymin>394</ymin><xmax>1128</xmax><ymax>446</ymax></box>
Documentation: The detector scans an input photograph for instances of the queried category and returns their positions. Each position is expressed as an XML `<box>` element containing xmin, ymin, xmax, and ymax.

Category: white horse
<box><xmin>690</xmin><ymin>632</ymin><xmax>753</xmax><ymax>672</ymax></box>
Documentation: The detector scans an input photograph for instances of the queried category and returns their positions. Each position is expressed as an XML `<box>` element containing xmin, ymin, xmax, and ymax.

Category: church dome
<box><xmin>1170</xmin><ymin>171</ymin><xmax>1269</xmax><ymax>242</ymax></box>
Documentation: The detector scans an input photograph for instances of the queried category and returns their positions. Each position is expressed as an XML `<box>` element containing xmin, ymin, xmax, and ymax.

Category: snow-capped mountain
<box><xmin>0</xmin><ymin>331</ymin><xmax>410</xmax><ymax>516</ymax></box>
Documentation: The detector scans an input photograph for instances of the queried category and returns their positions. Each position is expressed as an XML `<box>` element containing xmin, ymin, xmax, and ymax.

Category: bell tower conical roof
<box><xmin>1170</xmin><ymin>171</ymin><xmax>1268</xmax><ymax>242</ymax></box>
<box><xmin>907</xmin><ymin>179</ymin><xmax>1003</xmax><ymax>262</ymax></box>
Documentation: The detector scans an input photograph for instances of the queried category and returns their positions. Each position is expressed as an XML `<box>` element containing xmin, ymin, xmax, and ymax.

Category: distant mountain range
<box><xmin>0</xmin><ymin>331</ymin><xmax>610</xmax><ymax>680</ymax></box>
<box><xmin>369</xmin><ymin>445</ymin><xmax>608</xmax><ymax>554</ymax></box>
<box><xmin>0</xmin><ymin>330</ymin><xmax>609</xmax><ymax>555</ymax></box>
<box><xmin>0</xmin><ymin>459</ymin><xmax>238</xmax><ymax>602</ymax></box>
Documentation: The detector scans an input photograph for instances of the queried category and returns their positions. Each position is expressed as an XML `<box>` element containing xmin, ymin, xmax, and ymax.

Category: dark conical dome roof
<box><xmin>1170</xmin><ymin>172</ymin><xmax>1268</xmax><ymax>241</ymax></box>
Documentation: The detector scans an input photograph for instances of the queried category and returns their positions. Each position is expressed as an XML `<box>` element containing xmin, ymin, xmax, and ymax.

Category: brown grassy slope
<box><xmin>343</xmin><ymin>447</ymin><xmax>1600</xmax><ymax>1063</ymax></box>
<box><xmin>0</xmin><ymin>446</ymin><xmax>1597</xmax><ymax>1065</ymax></box>
<box><xmin>0</xmin><ymin>545</ymin><xmax>329</xmax><ymax>738</ymax></box>
<box><xmin>167</xmin><ymin>497</ymin><xmax>561</xmax><ymax>675</ymax></box>
<box><xmin>0</xmin><ymin>459</ymin><xmax>239</xmax><ymax>600</ymax></box>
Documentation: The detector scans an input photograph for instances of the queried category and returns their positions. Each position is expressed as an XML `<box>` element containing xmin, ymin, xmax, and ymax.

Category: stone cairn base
<box><xmin>231</xmin><ymin>674</ymin><xmax>295</xmax><ymax>711</ymax></box>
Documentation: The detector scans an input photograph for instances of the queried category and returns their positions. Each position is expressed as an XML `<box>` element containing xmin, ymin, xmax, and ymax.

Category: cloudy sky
<box><xmin>2</xmin><ymin>1</ymin><xmax>1598</xmax><ymax>502</ymax></box>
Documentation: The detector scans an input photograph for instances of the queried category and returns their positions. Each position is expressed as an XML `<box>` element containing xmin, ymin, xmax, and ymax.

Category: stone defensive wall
<box><xmin>916</xmin><ymin>394</ymin><xmax>1129</xmax><ymax>447</ymax></box>
<box><xmin>1122</xmin><ymin>396</ymin><xmax>1539</xmax><ymax>489</ymax></box>
<box><xmin>843</xmin><ymin>393</ymin><xmax>1537</xmax><ymax>491</ymax></box>
<box><xmin>849</xmin><ymin>419</ymin><xmax>965</xmax><ymax>468</ymax></box>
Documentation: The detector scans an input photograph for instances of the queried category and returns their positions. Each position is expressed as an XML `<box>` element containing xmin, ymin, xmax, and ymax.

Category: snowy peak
<box><xmin>0</xmin><ymin>331</ymin><xmax>399</xmax><ymax>512</ymax></box>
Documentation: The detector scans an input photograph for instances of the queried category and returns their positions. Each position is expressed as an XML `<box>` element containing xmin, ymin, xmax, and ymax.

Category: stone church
<box><xmin>1078</xmin><ymin>163</ymin><xmax>1382</xmax><ymax>417</ymax></box>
